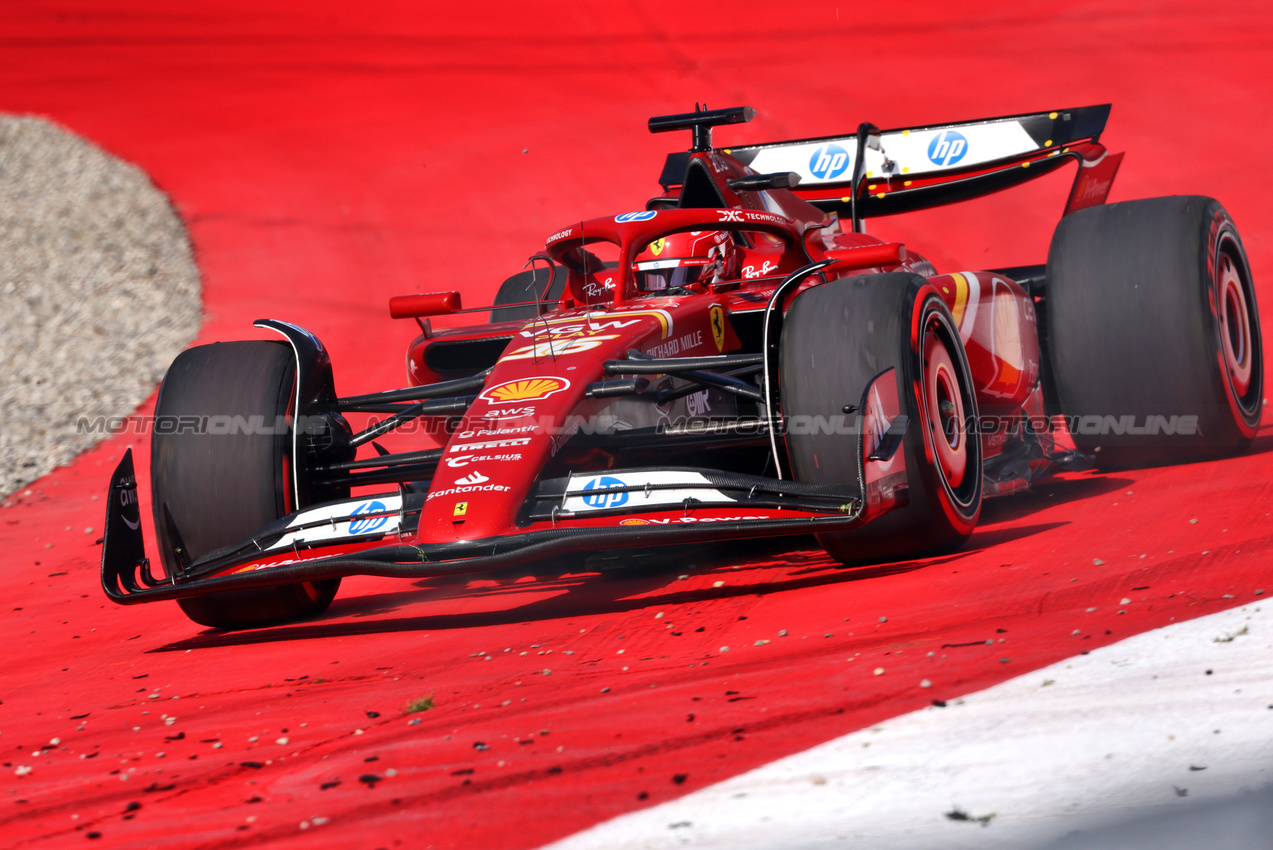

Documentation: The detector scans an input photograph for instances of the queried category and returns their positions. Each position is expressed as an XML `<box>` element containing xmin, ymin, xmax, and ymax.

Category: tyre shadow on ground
<box><xmin>146</xmin><ymin>468</ymin><xmax>1143</xmax><ymax>652</ymax></box>
<box><xmin>149</xmin><ymin>517</ymin><xmax>1069</xmax><ymax>652</ymax></box>
<box><xmin>977</xmin><ymin>472</ymin><xmax>1134</xmax><ymax>525</ymax></box>
<box><xmin>1248</xmin><ymin>432</ymin><xmax>1273</xmax><ymax>454</ymax></box>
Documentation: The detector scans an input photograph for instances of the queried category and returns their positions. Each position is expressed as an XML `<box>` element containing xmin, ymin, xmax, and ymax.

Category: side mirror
<box><xmin>825</xmin><ymin>242</ymin><xmax>907</xmax><ymax>270</ymax></box>
<box><xmin>388</xmin><ymin>291</ymin><xmax>462</xmax><ymax>319</ymax></box>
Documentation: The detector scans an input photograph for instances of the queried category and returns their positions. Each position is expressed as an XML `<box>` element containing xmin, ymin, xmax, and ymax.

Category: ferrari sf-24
<box><xmin>101</xmin><ymin>104</ymin><xmax>1262</xmax><ymax>628</ymax></box>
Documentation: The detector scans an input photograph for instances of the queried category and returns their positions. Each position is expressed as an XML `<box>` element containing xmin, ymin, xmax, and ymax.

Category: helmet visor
<box><xmin>634</xmin><ymin>259</ymin><xmax>711</xmax><ymax>292</ymax></box>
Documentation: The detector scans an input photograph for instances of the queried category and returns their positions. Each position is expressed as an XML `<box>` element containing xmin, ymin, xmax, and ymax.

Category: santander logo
<box><xmin>455</xmin><ymin>470</ymin><xmax>490</xmax><ymax>485</ymax></box>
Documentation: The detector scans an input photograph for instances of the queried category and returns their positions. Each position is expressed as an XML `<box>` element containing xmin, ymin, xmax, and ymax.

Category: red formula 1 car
<box><xmin>102</xmin><ymin>105</ymin><xmax>1263</xmax><ymax>628</ymax></box>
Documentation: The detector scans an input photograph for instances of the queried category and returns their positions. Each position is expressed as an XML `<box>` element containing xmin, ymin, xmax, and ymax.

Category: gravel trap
<box><xmin>0</xmin><ymin>115</ymin><xmax>201</xmax><ymax>498</ymax></box>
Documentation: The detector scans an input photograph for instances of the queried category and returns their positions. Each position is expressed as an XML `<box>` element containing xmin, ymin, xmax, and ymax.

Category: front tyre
<box><xmin>781</xmin><ymin>273</ymin><xmax>982</xmax><ymax>564</ymax></box>
<box><xmin>1045</xmin><ymin>196</ymin><xmax>1262</xmax><ymax>468</ymax></box>
<box><xmin>151</xmin><ymin>341</ymin><xmax>340</xmax><ymax>629</ymax></box>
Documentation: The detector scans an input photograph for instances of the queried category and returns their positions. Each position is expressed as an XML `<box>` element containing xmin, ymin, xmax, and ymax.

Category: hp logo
<box><xmin>581</xmin><ymin>476</ymin><xmax>629</xmax><ymax>509</ymax></box>
<box><xmin>348</xmin><ymin>500</ymin><xmax>389</xmax><ymax>535</ymax></box>
<box><xmin>615</xmin><ymin>211</ymin><xmax>658</xmax><ymax>222</ymax></box>
<box><xmin>927</xmin><ymin>130</ymin><xmax>968</xmax><ymax>167</ymax></box>
<box><xmin>808</xmin><ymin>144</ymin><xmax>850</xmax><ymax>181</ymax></box>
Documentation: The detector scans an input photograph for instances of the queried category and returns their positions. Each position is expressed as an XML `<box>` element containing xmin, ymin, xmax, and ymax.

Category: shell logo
<box><xmin>619</xmin><ymin>518</ymin><xmax>649</xmax><ymax>526</ymax></box>
<box><xmin>479</xmin><ymin>377</ymin><xmax>572</xmax><ymax>405</ymax></box>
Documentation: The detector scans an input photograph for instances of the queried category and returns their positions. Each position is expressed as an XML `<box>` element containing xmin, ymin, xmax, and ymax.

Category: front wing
<box><xmin>101</xmin><ymin>370</ymin><xmax>908</xmax><ymax>607</ymax></box>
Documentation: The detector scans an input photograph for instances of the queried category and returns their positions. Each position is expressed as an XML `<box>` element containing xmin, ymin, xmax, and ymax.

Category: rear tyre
<box><xmin>781</xmin><ymin>273</ymin><xmax>982</xmax><ymax>564</ymax></box>
<box><xmin>151</xmin><ymin>341</ymin><xmax>340</xmax><ymax>629</ymax></box>
<box><xmin>1045</xmin><ymin>196</ymin><xmax>1262</xmax><ymax>469</ymax></box>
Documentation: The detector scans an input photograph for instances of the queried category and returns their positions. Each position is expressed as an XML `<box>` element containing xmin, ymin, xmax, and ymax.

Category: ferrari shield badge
<box><xmin>709</xmin><ymin>305</ymin><xmax>726</xmax><ymax>352</ymax></box>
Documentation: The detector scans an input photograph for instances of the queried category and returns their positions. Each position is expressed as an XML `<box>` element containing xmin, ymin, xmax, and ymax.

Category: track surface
<box><xmin>548</xmin><ymin>602</ymin><xmax>1273</xmax><ymax>848</ymax></box>
<box><xmin>1</xmin><ymin>2</ymin><xmax>1271</xmax><ymax>847</ymax></box>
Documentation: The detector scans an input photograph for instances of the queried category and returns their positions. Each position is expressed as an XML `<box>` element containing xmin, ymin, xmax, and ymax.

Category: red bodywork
<box><xmin>410</xmin><ymin>207</ymin><xmax>931</xmax><ymax>544</ymax></box>
<box><xmin>101</xmin><ymin>104</ymin><xmax>1118</xmax><ymax>606</ymax></box>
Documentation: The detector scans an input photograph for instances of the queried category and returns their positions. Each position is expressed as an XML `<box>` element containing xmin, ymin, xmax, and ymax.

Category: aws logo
<box><xmin>479</xmin><ymin>377</ymin><xmax>571</xmax><ymax>404</ymax></box>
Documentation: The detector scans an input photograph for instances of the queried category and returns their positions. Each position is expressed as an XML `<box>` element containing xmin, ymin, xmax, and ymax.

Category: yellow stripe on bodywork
<box><xmin>534</xmin><ymin>308</ymin><xmax>673</xmax><ymax>340</ymax></box>
<box><xmin>949</xmin><ymin>272</ymin><xmax>970</xmax><ymax>328</ymax></box>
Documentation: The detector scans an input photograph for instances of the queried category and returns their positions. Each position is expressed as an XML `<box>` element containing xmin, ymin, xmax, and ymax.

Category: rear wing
<box><xmin>658</xmin><ymin>104</ymin><xmax>1122</xmax><ymax>219</ymax></box>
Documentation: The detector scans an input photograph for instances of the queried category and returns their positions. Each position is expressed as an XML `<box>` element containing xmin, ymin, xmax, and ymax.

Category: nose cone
<box><xmin>415</xmin><ymin>307</ymin><xmax>677</xmax><ymax>542</ymax></box>
<box><xmin>418</xmin><ymin>376</ymin><xmax>578</xmax><ymax>542</ymax></box>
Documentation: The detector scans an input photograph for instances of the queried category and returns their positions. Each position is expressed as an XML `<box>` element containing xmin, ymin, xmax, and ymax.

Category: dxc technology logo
<box><xmin>581</xmin><ymin>476</ymin><xmax>629</xmax><ymax>509</ymax></box>
<box><xmin>927</xmin><ymin>130</ymin><xmax>968</xmax><ymax>167</ymax></box>
<box><xmin>348</xmin><ymin>500</ymin><xmax>389</xmax><ymax>535</ymax></box>
<box><xmin>808</xmin><ymin>144</ymin><xmax>850</xmax><ymax>180</ymax></box>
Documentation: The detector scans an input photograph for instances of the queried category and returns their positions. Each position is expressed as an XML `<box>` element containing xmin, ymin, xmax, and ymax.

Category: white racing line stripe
<box><xmin>543</xmin><ymin>603</ymin><xmax>1273</xmax><ymax>849</ymax></box>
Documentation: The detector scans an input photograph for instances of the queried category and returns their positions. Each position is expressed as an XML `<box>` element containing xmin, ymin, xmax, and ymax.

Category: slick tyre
<box><xmin>1046</xmin><ymin>196</ymin><xmax>1262</xmax><ymax>469</ymax></box>
<box><xmin>151</xmin><ymin>341</ymin><xmax>340</xmax><ymax>629</ymax></box>
<box><xmin>781</xmin><ymin>273</ymin><xmax>982</xmax><ymax>564</ymax></box>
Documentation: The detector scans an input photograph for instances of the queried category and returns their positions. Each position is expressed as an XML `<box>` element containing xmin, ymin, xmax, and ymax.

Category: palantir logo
<box><xmin>348</xmin><ymin>500</ymin><xmax>389</xmax><ymax>535</ymax></box>
<box><xmin>808</xmin><ymin>144</ymin><xmax>850</xmax><ymax>180</ymax></box>
<box><xmin>927</xmin><ymin>130</ymin><xmax>968</xmax><ymax>167</ymax></box>
<box><xmin>581</xmin><ymin>476</ymin><xmax>629</xmax><ymax>509</ymax></box>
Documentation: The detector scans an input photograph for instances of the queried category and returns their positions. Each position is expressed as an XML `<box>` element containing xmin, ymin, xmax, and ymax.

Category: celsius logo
<box><xmin>581</xmin><ymin>476</ymin><xmax>629</xmax><ymax>509</ymax></box>
<box><xmin>348</xmin><ymin>500</ymin><xmax>388</xmax><ymax>535</ymax></box>
<box><xmin>927</xmin><ymin>130</ymin><xmax>968</xmax><ymax>166</ymax></box>
<box><xmin>808</xmin><ymin>144</ymin><xmax>850</xmax><ymax>180</ymax></box>
<box><xmin>615</xmin><ymin>211</ymin><xmax>657</xmax><ymax>222</ymax></box>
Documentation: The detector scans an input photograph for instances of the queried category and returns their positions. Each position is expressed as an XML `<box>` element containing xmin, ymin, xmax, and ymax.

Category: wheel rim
<box><xmin>922</xmin><ymin>324</ymin><xmax>967</xmax><ymax>489</ymax></box>
<box><xmin>1218</xmin><ymin>251</ymin><xmax>1253</xmax><ymax>398</ymax></box>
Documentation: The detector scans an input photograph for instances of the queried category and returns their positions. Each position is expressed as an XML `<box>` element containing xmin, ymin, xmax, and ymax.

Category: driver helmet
<box><xmin>632</xmin><ymin>230</ymin><xmax>738</xmax><ymax>292</ymax></box>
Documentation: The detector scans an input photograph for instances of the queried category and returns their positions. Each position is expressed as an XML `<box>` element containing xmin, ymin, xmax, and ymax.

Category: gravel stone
<box><xmin>0</xmin><ymin>115</ymin><xmax>200</xmax><ymax>497</ymax></box>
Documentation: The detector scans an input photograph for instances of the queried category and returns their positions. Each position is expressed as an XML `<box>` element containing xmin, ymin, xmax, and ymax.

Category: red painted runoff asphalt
<box><xmin>2</xmin><ymin>2</ymin><xmax>1272</xmax><ymax>847</ymax></box>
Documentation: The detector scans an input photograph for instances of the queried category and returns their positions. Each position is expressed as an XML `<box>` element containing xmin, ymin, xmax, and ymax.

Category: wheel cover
<box><xmin>922</xmin><ymin>325</ymin><xmax>967</xmax><ymax>489</ymax></box>
<box><xmin>1218</xmin><ymin>251</ymin><xmax>1253</xmax><ymax>398</ymax></box>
